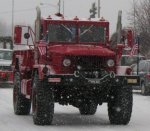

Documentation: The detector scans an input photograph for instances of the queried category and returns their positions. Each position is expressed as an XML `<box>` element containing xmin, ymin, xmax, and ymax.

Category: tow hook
<box><xmin>110</xmin><ymin>71</ymin><xmax>115</xmax><ymax>78</ymax></box>
<box><xmin>74</xmin><ymin>71</ymin><xmax>80</xmax><ymax>77</ymax></box>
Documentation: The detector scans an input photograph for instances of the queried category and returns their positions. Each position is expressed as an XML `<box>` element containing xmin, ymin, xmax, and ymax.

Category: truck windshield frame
<box><xmin>79</xmin><ymin>25</ymin><xmax>106</xmax><ymax>43</ymax></box>
<box><xmin>48</xmin><ymin>24</ymin><xmax>77</xmax><ymax>43</ymax></box>
<box><xmin>47</xmin><ymin>22</ymin><xmax>107</xmax><ymax>44</ymax></box>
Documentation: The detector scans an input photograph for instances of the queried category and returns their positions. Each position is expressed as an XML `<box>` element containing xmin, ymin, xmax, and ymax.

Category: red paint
<box><xmin>127</xmin><ymin>29</ymin><xmax>134</xmax><ymax>48</ymax></box>
<box><xmin>49</xmin><ymin>44</ymin><xmax>115</xmax><ymax>56</ymax></box>
<box><xmin>14</xmin><ymin>26</ymin><xmax>22</xmax><ymax>44</ymax></box>
<box><xmin>146</xmin><ymin>74</ymin><xmax>150</xmax><ymax>80</ymax></box>
<box><xmin>0</xmin><ymin>71</ymin><xmax>13</xmax><ymax>83</ymax></box>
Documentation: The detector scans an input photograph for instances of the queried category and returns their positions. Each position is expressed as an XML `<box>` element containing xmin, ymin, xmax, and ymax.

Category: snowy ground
<box><xmin>0</xmin><ymin>88</ymin><xmax>150</xmax><ymax>131</ymax></box>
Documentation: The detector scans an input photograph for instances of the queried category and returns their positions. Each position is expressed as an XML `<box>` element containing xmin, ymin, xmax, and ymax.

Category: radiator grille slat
<box><xmin>74</xmin><ymin>56</ymin><xmax>106</xmax><ymax>70</ymax></box>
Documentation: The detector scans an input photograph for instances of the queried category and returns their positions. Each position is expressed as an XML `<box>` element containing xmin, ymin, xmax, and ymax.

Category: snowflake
<box><xmin>116</xmin><ymin>107</ymin><xmax>121</xmax><ymax>112</ymax></box>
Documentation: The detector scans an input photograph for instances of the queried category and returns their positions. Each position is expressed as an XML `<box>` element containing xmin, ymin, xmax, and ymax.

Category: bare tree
<box><xmin>129</xmin><ymin>0</ymin><xmax>150</xmax><ymax>58</ymax></box>
<box><xmin>0</xmin><ymin>21</ymin><xmax>11</xmax><ymax>36</ymax></box>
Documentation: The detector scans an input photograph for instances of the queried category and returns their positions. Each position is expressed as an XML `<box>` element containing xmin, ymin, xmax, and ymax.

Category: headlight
<box><xmin>107</xmin><ymin>59</ymin><xmax>115</xmax><ymax>67</ymax></box>
<box><xmin>63</xmin><ymin>59</ymin><xmax>71</xmax><ymax>67</ymax></box>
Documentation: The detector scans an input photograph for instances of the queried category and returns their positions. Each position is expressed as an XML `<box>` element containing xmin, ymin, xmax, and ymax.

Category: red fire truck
<box><xmin>12</xmin><ymin>7</ymin><xmax>140</xmax><ymax>125</ymax></box>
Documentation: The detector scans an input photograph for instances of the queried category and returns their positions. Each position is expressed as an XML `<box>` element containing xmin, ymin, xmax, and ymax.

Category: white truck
<box><xmin>0</xmin><ymin>48</ymin><xmax>13</xmax><ymax>87</ymax></box>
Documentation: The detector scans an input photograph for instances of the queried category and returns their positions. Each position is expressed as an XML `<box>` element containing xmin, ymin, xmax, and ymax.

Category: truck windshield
<box><xmin>48</xmin><ymin>24</ymin><xmax>76</xmax><ymax>43</ymax></box>
<box><xmin>48</xmin><ymin>24</ymin><xmax>106</xmax><ymax>43</ymax></box>
<box><xmin>79</xmin><ymin>25</ymin><xmax>105</xmax><ymax>43</ymax></box>
<box><xmin>0</xmin><ymin>50</ymin><xmax>12</xmax><ymax>60</ymax></box>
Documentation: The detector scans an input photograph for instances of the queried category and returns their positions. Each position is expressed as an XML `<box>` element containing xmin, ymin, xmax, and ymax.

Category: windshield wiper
<box><xmin>80</xmin><ymin>25</ymin><xmax>93</xmax><ymax>36</ymax></box>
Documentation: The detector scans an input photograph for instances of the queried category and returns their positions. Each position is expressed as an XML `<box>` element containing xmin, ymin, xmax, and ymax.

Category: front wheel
<box><xmin>32</xmin><ymin>72</ymin><xmax>54</xmax><ymax>125</ymax></box>
<box><xmin>108</xmin><ymin>86</ymin><xmax>133</xmax><ymax>125</ymax></box>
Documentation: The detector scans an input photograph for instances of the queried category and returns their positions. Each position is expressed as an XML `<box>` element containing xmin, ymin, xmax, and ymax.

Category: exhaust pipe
<box><xmin>35</xmin><ymin>6</ymin><xmax>41</xmax><ymax>42</ymax></box>
<box><xmin>34</xmin><ymin>6</ymin><xmax>41</xmax><ymax>64</ymax></box>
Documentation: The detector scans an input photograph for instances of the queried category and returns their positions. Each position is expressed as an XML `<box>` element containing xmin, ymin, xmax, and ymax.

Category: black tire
<box><xmin>141</xmin><ymin>82</ymin><xmax>148</xmax><ymax>95</ymax></box>
<box><xmin>108</xmin><ymin>86</ymin><xmax>133</xmax><ymax>125</ymax></box>
<box><xmin>13</xmin><ymin>72</ymin><xmax>31</xmax><ymax>115</ymax></box>
<box><xmin>32</xmin><ymin>72</ymin><xmax>54</xmax><ymax>125</ymax></box>
<box><xmin>79</xmin><ymin>102</ymin><xmax>97</xmax><ymax>115</ymax></box>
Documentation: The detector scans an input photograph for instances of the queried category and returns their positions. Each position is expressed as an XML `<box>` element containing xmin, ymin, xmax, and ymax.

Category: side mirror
<box><xmin>24</xmin><ymin>33</ymin><xmax>30</xmax><ymax>39</ymax></box>
<box><xmin>14</xmin><ymin>26</ymin><xmax>22</xmax><ymax>44</ymax></box>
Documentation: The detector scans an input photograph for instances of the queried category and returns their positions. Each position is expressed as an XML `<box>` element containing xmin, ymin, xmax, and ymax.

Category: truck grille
<box><xmin>72</xmin><ymin>56</ymin><xmax>108</xmax><ymax>78</ymax></box>
<box><xmin>74</xmin><ymin>56</ymin><xmax>106</xmax><ymax>70</ymax></box>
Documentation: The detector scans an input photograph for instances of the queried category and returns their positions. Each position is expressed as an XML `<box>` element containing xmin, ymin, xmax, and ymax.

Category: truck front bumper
<box><xmin>47</xmin><ymin>74</ymin><xmax>140</xmax><ymax>87</ymax></box>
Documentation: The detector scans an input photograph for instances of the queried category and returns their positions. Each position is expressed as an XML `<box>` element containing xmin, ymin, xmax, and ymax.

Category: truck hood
<box><xmin>49</xmin><ymin>44</ymin><xmax>115</xmax><ymax>57</ymax></box>
<box><xmin>0</xmin><ymin>60</ymin><xmax>12</xmax><ymax>66</ymax></box>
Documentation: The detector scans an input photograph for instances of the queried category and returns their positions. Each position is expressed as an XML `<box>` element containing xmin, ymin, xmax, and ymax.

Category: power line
<box><xmin>0</xmin><ymin>6</ymin><xmax>51</xmax><ymax>15</ymax></box>
<box><xmin>0</xmin><ymin>8</ymin><xmax>35</xmax><ymax>14</ymax></box>
<box><xmin>0</xmin><ymin>5</ymin><xmax>59</xmax><ymax>15</ymax></box>
<box><xmin>40</xmin><ymin>3</ymin><xmax>58</xmax><ymax>8</ymax></box>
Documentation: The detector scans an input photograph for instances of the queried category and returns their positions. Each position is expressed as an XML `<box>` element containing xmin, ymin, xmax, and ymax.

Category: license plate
<box><xmin>127</xmin><ymin>79</ymin><xmax>137</xmax><ymax>84</ymax></box>
<box><xmin>88</xmin><ymin>79</ymin><xmax>100</xmax><ymax>84</ymax></box>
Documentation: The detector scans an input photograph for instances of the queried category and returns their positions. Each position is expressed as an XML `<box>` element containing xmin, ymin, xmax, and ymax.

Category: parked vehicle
<box><xmin>0</xmin><ymin>36</ymin><xmax>13</xmax><ymax>49</ymax></box>
<box><xmin>132</xmin><ymin>60</ymin><xmax>150</xmax><ymax>95</ymax></box>
<box><xmin>12</xmin><ymin>7</ymin><xmax>140</xmax><ymax>125</ymax></box>
<box><xmin>119</xmin><ymin>55</ymin><xmax>145</xmax><ymax>67</ymax></box>
<box><xmin>0</xmin><ymin>48</ymin><xmax>13</xmax><ymax>87</ymax></box>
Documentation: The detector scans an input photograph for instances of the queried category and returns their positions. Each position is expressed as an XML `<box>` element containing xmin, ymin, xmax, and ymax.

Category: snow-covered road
<box><xmin>0</xmin><ymin>88</ymin><xmax>150</xmax><ymax>131</ymax></box>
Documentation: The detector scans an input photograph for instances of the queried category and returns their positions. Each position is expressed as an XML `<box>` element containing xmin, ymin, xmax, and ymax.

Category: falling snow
<box><xmin>116</xmin><ymin>107</ymin><xmax>121</xmax><ymax>112</ymax></box>
<box><xmin>0</xmin><ymin>88</ymin><xmax>150</xmax><ymax>131</ymax></box>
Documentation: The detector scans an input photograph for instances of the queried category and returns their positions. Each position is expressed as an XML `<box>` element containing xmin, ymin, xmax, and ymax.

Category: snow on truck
<box><xmin>12</xmin><ymin>7</ymin><xmax>140</xmax><ymax>125</ymax></box>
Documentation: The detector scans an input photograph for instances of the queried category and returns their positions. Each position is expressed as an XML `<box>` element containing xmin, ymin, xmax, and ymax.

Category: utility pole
<box><xmin>98</xmin><ymin>0</ymin><xmax>101</xmax><ymax>18</ymax></box>
<box><xmin>137</xmin><ymin>35</ymin><xmax>140</xmax><ymax>75</ymax></box>
<box><xmin>58</xmin><ymin>0</ymin><xmax>61</xmax><ymax>13</ymax></box>
<box><xmin>133</xmin><ymin>0</ymin><xmax>139</xmax><ymax>75</ymax></box>
<box><xmin>63</xmin><ymin>0</ymin><xmax>64</xmax><ymax>15</ymax></box>
<box><xmin>133</xmin><ymin>0</ymin><xmax>136</xmax><ymax>36</ymax></box>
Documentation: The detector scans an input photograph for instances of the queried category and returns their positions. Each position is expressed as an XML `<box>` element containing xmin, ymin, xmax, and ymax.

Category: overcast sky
<box><xmin>0</xmin><ymin>0</ymin><xmax>138</xmax><ymax>35</ymax></box>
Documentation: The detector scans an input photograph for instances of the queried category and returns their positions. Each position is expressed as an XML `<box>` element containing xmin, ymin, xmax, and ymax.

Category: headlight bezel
<box><xmin>107</xmin><ymin>59</ymin><xmax>115</xmax><ymax>67</ymax></box>
<box><xmin>63</xmin><ymin>58</ymin><xmax>71</xmax><ymax>67</ymax></box>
